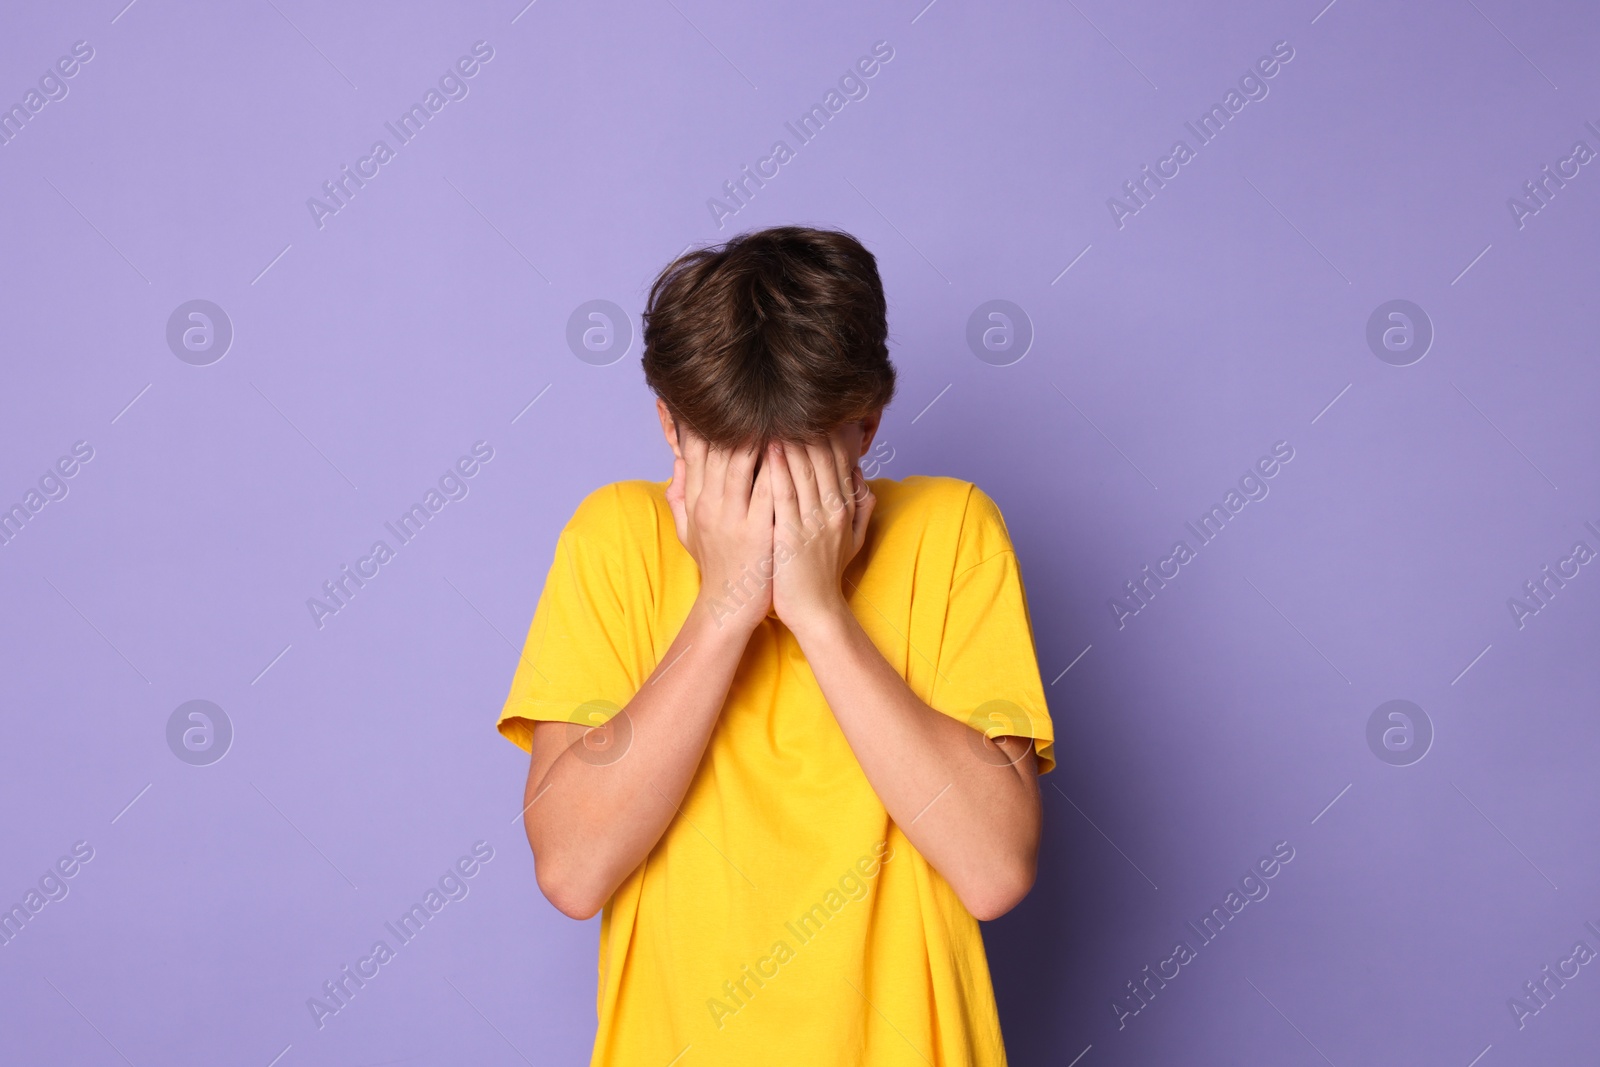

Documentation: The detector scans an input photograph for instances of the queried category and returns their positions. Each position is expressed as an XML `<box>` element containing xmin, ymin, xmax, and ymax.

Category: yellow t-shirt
<box><xmin>497</xmin><ymin>474</ymin><xmax>1055</xmax><ymax>1067</ymax></box>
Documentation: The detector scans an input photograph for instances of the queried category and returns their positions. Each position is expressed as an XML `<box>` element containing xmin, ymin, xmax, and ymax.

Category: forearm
<box><xmin>791</xmin><ymin>607</ymin><xmax>1041</xmax><ymax>920</ymax></box>
<box><xmin>525</xmin><ymin>597</ymin><xmax>755</xmax><ymax>918</ymax></box>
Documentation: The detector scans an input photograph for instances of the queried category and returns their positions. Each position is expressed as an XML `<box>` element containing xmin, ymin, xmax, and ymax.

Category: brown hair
<box><xmin>641</xmin><ymin>225</ymin><xmax>896</xmax><ymax>452</ymax></box>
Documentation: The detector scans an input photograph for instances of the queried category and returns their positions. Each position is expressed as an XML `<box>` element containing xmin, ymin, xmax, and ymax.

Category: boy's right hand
<box><xmin>666</xmin><ymin>433</ymin><xmax>774</xmax><ymax>629</ymax></box>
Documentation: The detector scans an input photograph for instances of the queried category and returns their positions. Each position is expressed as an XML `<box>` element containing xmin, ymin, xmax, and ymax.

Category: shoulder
<box><xmin>868</xmin><ymin>475</ymin><xmax>1014</xmax><ymax>566</ymax></box>
<box><xmin>561</xmin><ymin>479</ymin><xmax>669</xmax><ymax>550</ymax></box>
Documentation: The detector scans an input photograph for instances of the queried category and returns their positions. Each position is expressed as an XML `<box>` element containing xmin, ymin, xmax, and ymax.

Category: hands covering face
<box><xmin>665</xmin><ymin>428</ymin><xmax>876</xmax><ymax>633</ymax></box>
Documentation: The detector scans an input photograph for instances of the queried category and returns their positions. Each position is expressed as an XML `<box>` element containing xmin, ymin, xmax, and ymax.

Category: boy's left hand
<box><xmin>767</xmin><ymin>437</ymin><xmax>874</xmax><ymax>635</ymax></box>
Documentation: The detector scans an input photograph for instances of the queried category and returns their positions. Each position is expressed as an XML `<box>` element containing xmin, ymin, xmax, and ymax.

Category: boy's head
<box><xmin>642</xmin><ymin>226</ymin><xmax>895</xmax><ymax>464</ymax></box>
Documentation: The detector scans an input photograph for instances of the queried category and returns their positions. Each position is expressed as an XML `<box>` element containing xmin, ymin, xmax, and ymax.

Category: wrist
<box><xmin>784</xmin><ymin>598</ymin><xmax>857</xmax><ymax>650</ymax></box>
<box><xmin>690</xmin><ymin>588</ymin><xmax>765</xmax><ymax>644</ymax></box>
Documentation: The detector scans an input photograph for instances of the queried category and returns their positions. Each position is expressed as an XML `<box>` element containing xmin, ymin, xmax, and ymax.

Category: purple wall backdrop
<box><xmin>2</xmin><ymin>0</ymin><xmax>1598</xmax><ymax>1063</ymax></box>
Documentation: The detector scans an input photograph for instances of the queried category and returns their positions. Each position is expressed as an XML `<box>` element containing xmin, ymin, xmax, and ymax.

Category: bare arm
<box><xmin>789</xmin><ymin>608</ymin><xmax>1041</xmax><ymax>920</ymax></box>
<box><xmin>522</xmin><ymin>600</ymin><xmax>757</xmax><ymax>919</ymax></box>
<box><xmin>521</xmin><ymin>436</ymin><xmax>772</xmax><ymax>919</ymax></box>
<box><xmin>768</xmin><ymin>438</ymin><xmax>1042</xmax><ymax>921</ymax></box>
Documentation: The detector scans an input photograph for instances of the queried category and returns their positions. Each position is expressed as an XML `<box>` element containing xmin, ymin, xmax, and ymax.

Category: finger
<box><xmin>851</xmin><ymin>461</ymin><xmax>872</xmax><ymax>506</ymax></box>
<box><xmin>703</xmin><ymin>442</ymin><xmax>731</xmax><ymax>510</ymax></box>
<box><xmin>844</xmin><ymin>438</ymin><xmax>870</xmax><ymax>508</ymax></box>
<box><xmin>750</xmin><ymin>453</ymin><xmax>775</xmax><ymax>530</ymax></box>
<box><xmin>804</xmin><ymin>439</ymin><xmax>846</xmax><ymax>529</ymax></box>
<box><xmin>768</xmin><ymin>441</ymin><xmax>801</xmax><ymax>541</ymax></box>
<box><xmin>724</xmin><ymin>440</ymin><xmax>760</xmax><ymax>511</ymax></box>
<box><xmin>826</xmin><ymin>436</ymin><xmax>857</xmax><ymax>525</ymax></box>
<box><xmin>783</xmin><ymin>440</ymin><xmax>822</xmax><ymax>532</ymax></box>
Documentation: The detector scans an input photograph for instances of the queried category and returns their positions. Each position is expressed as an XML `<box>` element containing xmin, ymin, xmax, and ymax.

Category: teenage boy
<box><xmin>498</xmin><ymin>226</ymin><xmax>1054</xmax><ymax>1066</ymax></box>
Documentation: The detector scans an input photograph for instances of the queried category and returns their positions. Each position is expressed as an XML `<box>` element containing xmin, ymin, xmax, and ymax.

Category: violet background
<box><xmin>2</xmin><ymin>1</ymin><xmax>1598</xmax><ymax>1064</ymax></box>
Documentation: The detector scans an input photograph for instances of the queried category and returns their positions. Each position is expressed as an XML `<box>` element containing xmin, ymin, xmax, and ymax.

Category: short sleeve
<box><xmin>926</xmin><ymin>488</ymin><xmax>1056</xmax><ymax>775</ymax></box>
<box><xmin>496</xmin><ymin>496</ymin><xmax>643</xmax><ymax>754</ymax></box>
